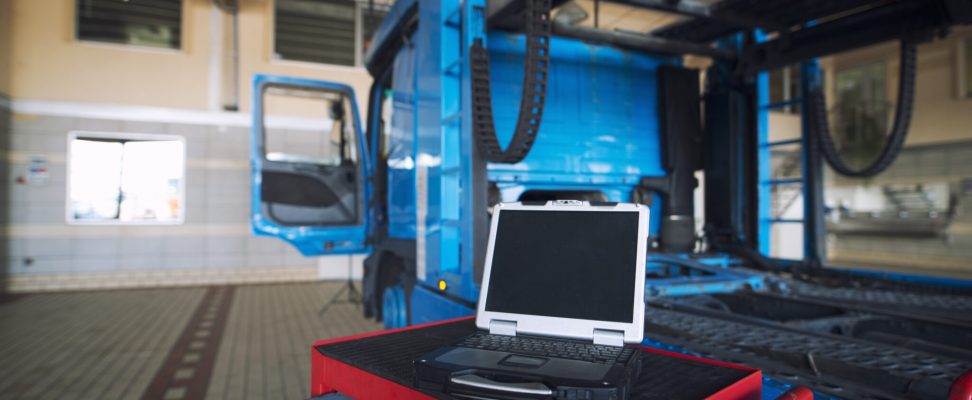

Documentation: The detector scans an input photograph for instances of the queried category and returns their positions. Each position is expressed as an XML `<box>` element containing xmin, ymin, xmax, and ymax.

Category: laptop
<box><xmin>414</xmin><ymin>200</ymin><xmax>648</xmax><ymax>400</ymax></box>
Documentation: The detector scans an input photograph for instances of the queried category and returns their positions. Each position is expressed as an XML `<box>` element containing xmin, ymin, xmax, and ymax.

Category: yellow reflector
<box><xmin>438</xmin><ymin>280</ymin><xmax>447</xmax><ymax>291</ymax></box>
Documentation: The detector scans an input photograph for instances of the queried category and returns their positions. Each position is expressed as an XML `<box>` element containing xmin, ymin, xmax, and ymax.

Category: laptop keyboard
<box><xmin>456</xmin><ymin>332</ymin><xmax>636</xmax><ymax>364</ymax></box>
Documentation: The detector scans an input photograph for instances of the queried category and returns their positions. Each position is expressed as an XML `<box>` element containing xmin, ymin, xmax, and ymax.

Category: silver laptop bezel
<box><xmin>475</xmin><ymin>201</ymin><xmax>648</xmax><ymax>344</ymax></box>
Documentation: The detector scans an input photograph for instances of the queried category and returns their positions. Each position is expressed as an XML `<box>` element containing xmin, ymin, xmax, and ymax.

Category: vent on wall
<box><xmin>76</xmin><ymin>0</ymin><xmax>183</xmax><ymax>50</ymax></box>
<box><xmin>275</xmin><ymin>0</ymin><xmax>357</xmax><ymax>66</ymax></box>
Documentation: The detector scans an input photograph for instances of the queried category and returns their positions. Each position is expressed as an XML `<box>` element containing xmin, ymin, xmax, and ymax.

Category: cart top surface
<box><xmin>315</xmin><ymin>317</ymin><xmax>758</xmax><ymax>399</ymax></box>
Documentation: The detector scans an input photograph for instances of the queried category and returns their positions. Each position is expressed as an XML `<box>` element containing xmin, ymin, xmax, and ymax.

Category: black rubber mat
<box><xmin>316</xmin><ymin>319</ymin><xmax>753</xmax><ymax>399</ymax></box>
<box><xmin>317</xmin><ymin>319</ymin><xmax>477</xmax><ymax>388</ymax></box>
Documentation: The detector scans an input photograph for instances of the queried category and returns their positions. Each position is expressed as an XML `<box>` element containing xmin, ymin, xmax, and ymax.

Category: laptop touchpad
<box><xmin>499</xmin><ymin>354</ymin><xmax>547</xmax><ymax>368</ymax></box>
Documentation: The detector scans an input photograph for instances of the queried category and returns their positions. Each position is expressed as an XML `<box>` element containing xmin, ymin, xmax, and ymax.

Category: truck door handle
<box><xmin>450</xmin><ymin>374</ymin><xmax>552</xmax><ymax>396</ymax></box>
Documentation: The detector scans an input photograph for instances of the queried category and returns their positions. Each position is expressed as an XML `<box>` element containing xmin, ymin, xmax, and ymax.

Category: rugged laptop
<box><xmin>414</xmin><ymin>200</ymin><xmax>648</xmax><ymax>400</ymax></box>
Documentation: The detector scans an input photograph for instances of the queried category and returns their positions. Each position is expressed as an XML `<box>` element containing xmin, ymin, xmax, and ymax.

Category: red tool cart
<box><xmin>310</xmin><ymin>317</ymin><xmax>764</xmax><ymax>399</ymax></box>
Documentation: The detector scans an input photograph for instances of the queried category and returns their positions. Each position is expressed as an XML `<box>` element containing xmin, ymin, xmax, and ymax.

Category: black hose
<box><xmin>809</xmin><ymin>40</ymin><xmax>917</xmax><ymax>178</ymax></box>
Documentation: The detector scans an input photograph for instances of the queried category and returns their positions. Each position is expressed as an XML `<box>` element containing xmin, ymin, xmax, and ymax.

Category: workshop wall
<box><xmin>0</xmin><ymin>0</ymin><xmax>374</xmax><ymax>292</ymax></box>
<box><xmin>820</xmin><ymin>32</ymin><xmax>972</xmax><ymax>275</ymax></box>
<box><xmin>828</xmin><ymin>141</ymin><xmax>972</xmax><ymax>276</ymax></box>
<box><xmin>0</xmin><ymin>95</ymin><xmax>10</xmax><ymax>294</ymax></box>
<box><xmin>769</xmin><ymin>33</ymin><xmax>972</xmax><ymax>274</ymax></box>
<box><xmin>2</xmin><ymin>111</ymin><xmax>347</xmax><ymax>291</ymax></box>
<box><xmin>0</xmin><ymin>0</ymin><xmax>11</xmax><ymax>96</ymax></box>
<box><xmin>4</xmin><ymin>0</ymin><xmax>373</xmax><ymax>113</ymax></box>
<box><xmin>822</xmin><ymin>29</ymin><xmax>972</xmax><ymax>146</ymax></box>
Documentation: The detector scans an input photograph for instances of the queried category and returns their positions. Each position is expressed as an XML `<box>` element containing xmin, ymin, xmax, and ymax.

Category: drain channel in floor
<box><xmin>143</xmin><ymin>286</ymin><xmax>235</xmax><ymax>400</ymax></box>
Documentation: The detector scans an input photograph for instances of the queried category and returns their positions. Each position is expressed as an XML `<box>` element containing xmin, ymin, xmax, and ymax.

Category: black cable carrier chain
<box><xmin>470</xmin><ymin>0</ymin><xmax>551</xmax><ymax>164</ymax></box>
<box><xmin>809</xmin><ymin>40</ymin><xmax>917</xmax><ymax>178</ymax></box>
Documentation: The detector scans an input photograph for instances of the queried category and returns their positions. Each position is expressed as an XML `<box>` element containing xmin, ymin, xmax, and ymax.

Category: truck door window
<box><xmin>260</xmin><ymin>86</ymin><xmax>361</xmax><ymax>227</ymax></box>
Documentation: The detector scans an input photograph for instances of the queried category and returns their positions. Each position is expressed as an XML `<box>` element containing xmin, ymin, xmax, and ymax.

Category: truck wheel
<box><xmin>382</xmin><ymin>283</ymin><xmax>408</xmax><ymax>329</ymax></box>
<box><xmin>377</xmin><ymin>256</ymin><xmax>409</xmax><ymax>329</ymax></box>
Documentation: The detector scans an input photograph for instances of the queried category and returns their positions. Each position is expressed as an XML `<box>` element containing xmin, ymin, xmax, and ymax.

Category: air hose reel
<box><xmin>470</xmin><ymin>0</ymin><xmax>552</xmax><ymax>164</ymax></box>
<box><xmin>808</xmin><ymin>39</ymin><xmax>918</xmax><ymax>178</ymax></box>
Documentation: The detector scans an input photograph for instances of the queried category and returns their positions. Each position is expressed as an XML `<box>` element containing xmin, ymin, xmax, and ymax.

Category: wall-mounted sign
<box><xmin>26</xmin><ymin>155</ymin><xmax>50</xmax><ymax>186</ymax></box>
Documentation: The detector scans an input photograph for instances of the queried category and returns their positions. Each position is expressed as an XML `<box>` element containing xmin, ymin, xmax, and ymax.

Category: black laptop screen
<box><xmin>484</xmin><ymin>209</ymin><xmax>640</xmax><ymax>323</ymax></box>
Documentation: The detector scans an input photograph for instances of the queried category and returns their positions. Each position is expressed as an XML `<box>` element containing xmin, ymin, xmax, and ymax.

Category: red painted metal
<box><xmin>775</xmin><ymin>386</ymin><xmax>814</xmax><ymax>400</ymax></box>
<box><xmin>310</xmin><ymin>316</ymin><xmax>474</xmax><ymax>397</ymax></box>
<box><xmin>310</xmin><ymin>316</ymin><xmax>762</xmax><ymax>399</ymax></box>
<box><xmin>949</xmin><ymin>369</ymin><xmax>972</xmax><ymax>400</ymax></box>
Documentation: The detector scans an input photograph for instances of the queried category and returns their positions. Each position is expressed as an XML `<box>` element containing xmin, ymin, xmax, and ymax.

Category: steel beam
<box><xmin>612</xmin><ymin>0</ymin><xmax>787</xmax><ymax>32</ymax></box>
<box><xmin>740</xmin><ymin>1</ymin><xmax>947</xmax><ymax>74</ymax></box>
<box><xmin>553</xmin><ymin>23</ymin><xmax>736</xmax><ymax>59</ymax></box>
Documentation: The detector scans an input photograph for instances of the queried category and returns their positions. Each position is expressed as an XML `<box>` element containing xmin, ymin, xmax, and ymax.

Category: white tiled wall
<box><xmin>2</xmin><ymin>110</ymin><xmax>355</xmax><ymax>292</ymax></box>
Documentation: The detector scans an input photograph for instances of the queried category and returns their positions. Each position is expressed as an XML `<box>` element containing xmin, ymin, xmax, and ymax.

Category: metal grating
<box><xmin>275</xmin><ymin>0</ymin><xmax>357</xmax><ymax>66</ymax></box>
<box><xmin>646</xmin><ymin>307</ymin><xmax>971</xmax><ymax>399</ymax></box>
<box><xmin>784</xmin><ymin>280</ymin><xmax>972</xmax><ymax>314</ymax></box>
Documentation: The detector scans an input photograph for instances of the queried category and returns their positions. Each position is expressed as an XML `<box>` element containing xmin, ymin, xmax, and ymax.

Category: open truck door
<box><xmin>251</xmin><ymin>75</ymin><xmax>372</xmax><ymax>255</ymax></box>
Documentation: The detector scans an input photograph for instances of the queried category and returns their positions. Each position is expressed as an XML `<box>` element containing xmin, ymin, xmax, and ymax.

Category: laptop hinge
<box><xmin>592</xmin><ymin>329</ymin><xmax>625</xmax><ymax>347</ymax></box>
<box><xmin>489</xmin><ymin>320</ymin><xmax>517</xmax><ymax>336</ymax></box>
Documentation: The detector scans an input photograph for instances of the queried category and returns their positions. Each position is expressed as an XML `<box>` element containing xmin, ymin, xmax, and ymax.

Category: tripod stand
<box><xmin>319</xmin><ymin>255</ymin><xmax>361</xmax><ymax>316</ymax></box>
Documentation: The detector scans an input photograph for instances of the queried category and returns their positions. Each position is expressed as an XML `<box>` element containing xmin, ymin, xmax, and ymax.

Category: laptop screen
<box><xmin>484</xmin><ymin>210</ymin><xmax>640</xmax><ymax>323</ymax></box>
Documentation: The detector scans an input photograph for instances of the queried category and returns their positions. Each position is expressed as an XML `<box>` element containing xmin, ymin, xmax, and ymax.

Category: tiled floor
<box><xmin>0</xmin><ymin>281</ymin><xmax>382</xmax><ymax>400</ymax></box>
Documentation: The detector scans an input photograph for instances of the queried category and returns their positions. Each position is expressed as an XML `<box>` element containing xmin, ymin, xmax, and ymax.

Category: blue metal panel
<box><xmin>484</xmin><ymin>33</ymin><xmax>675</xmax><ymax>235</ymax></box>
<box><xmin>409</xmin><ymin>284</ymin><xmax>475</xmax><ymax>325</ymax></box>
<box><xmin>412</xmin><ymin>0</ymin><xmax>446</xmax><ymax>298</ymax></box>
<box><xmin>755</xmin><ymin>31</ymin><xmax>772</xmax><ymax>256</ymax></box>
<box><xmin>455</xmin><ymin>0</ymin><xmax>488</xmax><ymax>305</ymax></box>
<box><xmin>495</xmin><ymin>182</ymin><xmax>636</xmax><ymax>203</ymax></box>
<box><xmin>387</xmin><ymin>44</ymin><xmax>418</xmax><ymax>240</ymax></box>
<box><xmin>644</xmin><ymin>254</ymin><xmax>766</xmax><ymax>298</ymax></box>
<box><xmin>249</xmin><ymin>74</ymin><xmax>373</xmax><ymax>256</ymax></box>
<box><xmin>386</xmin><ymin>1</ymin><xmax>677</xmax><ymax>318</ymax></box>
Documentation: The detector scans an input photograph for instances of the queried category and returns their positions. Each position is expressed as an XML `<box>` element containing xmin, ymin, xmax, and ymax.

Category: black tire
<box><xmin>375</xmin><ymin>255</ymin><xmax>410</xmax><ymax>325</ymax></box>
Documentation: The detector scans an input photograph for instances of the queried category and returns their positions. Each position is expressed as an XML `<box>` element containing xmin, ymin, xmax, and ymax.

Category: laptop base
<box><xmin>414</xmin><ymin>342</ymin><xmax>643</xmax><ymax>400</ymax></box>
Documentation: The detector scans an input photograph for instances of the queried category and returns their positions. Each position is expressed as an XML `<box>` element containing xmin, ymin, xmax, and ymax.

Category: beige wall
<box><xmin>820</xmin><ymin>29</ymin><xmax>972</xmax><ymax>146</ymax></box>
<box><xmin>237</xmin><ymin>0</ymin><xmax>372</xmax><ymax>114</ymax></box>
<box><xmin>769</xmin><ymin>29</ymin><xmax>972</xmax><ymax>145</ymax></box>
<box><xmin>6</xmin><ymin>0</ymin><xmax>373</xmax><ymax>113</ymax></box>
<box><xmin>0</xmin><ymin>0</ymin><xmax>12</xmax><ymax>95</ymax></box>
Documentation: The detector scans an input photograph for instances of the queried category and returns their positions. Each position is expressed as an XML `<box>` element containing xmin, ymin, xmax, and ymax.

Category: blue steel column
<box><xmin>755</xmin><ymin>33</ymin><xmax>772</xmax><ymax>256</ymax></box>
<box><xmin>461</xmin><ymin>0</ymin><xmax>489</xmax><ymax>296</ymax></box>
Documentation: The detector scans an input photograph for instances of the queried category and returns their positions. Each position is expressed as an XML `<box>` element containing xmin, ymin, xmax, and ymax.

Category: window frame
<box><xmin>73</xmin><ymin>0</ymin><xmax>187</xmax><ymax>53</ymax></box>
<box><xmin>270</xmin><ymin>0</ymin><xmax>391</xmax><ymax>69</ymax></box>
<box><xmin>65</xmin><ymin>131</ymin><xmax>187</xmax><ymax>226</ymax></box>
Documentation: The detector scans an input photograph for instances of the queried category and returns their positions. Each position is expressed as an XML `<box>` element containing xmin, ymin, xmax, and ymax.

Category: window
<box><xmin>263</xmin><ymin>87</ymin><xmax>358</xmax><ymax>166</ymax></box>
<box><xmin>68</xmin><ymin>132</ymin><xmax>185</xmax><ymax>224</ymax></box>
<box><xmin>274</xmin><ymin>0</ymin><xmax>390</xmax><ymax>67</ymax></box>
<box><xmin>833</xmin><ymin>62</ymin><xmax>888</xmax><ymax>169</ymax></box>
<box><xmin>259</xmin><ymin>85</ymin><xmax>362</xmax><ymax>227</ymax></box>
<box><xmin>76</xmin><ymin>0</ymin><xmax>182</xmax><ymax>50</ymax></box>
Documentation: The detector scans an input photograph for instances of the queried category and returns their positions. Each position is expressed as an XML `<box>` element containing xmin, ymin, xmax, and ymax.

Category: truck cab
<box><xmin>253</xmin><ymin>0</ymin><xmax>972</xmax><ymax>398</ymax></box>
<box><xmin>250</xmin><ymin>0</ymin><xmax>683</xmax><ymax>328</ymax></box>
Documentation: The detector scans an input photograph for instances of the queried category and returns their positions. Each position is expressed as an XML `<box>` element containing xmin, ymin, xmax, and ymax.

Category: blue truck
<box><xmin>251</xmin><ymin>0</ymin><xmax>972</xmax><ymax>398</ymax></box>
